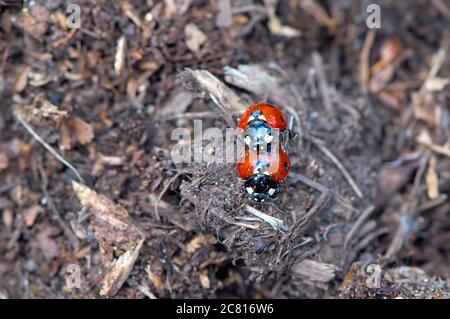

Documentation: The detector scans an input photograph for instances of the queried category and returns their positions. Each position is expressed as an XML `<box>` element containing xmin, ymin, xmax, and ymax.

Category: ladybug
<box><xmin>237</xmin><ymin>102</ymin><xmax>293</xmax><ymax>202</ymax></box>
<box><xmin>237</xmin><ymin>144</ymin><xmax>291</xmax><ymax>202</ymax></box>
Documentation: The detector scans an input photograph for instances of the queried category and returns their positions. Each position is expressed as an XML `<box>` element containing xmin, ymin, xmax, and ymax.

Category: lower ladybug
<box><xmin>237</xmin><ymin>145</ymin><xmax>291</xmax><ymax>202</ymax></box>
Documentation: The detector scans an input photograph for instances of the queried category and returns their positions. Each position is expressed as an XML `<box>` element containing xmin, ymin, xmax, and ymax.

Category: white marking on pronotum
<box><xmin>263</xmin><ymin>170</ymin><xmax>270</xmax><ymax>175</ymax></box>
<box><xmin>268</xmin><ymin>188</ymin><xmax>276</xmax><ymax>196</ymax></box>
<box><xmin>247</xmin><ymin>116</ymin><xmax>255</xmax><ymax>123</ymax></box>
<box><xmin>244</xmin><ymin>135</ymin><xmax>252</xmax><ymax>145</ymax></box>
<box><xmin>258</xmin><ymin>114</ymin><xmax>267</xmax><ymax>121</ymax></box>
<box><xmin>246</xmin><ymin>187</ymin><xmax>254</xmax><ymax>194</ymax></box>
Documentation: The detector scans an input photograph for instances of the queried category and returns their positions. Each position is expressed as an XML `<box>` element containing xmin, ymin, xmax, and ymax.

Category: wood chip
<box><xmin>185</xmin><ymin>23</ymin><xmax>207</xmax><ymax>54</ymax></box>
<box><xmin>60</xmin><ymin>116</ymin><xmax>94</xmax><ymax>150</ymax></box>
<box><xmin>418</xmin><ymin>130</ymin><xmax>450</xmax><ymax>157</ymax></box>
<box><xmin>371</xmin><ymin>37</ymin><xmax>402</xmax><ymax>74</ymax></box>
<box><xmin>159</xmin><ymin>87</ymin><xmax>193</xmax><ymax>117</ymax></box>
<box><xmin>426</xmin><ymin>155</ymin><xmax>439</xmax><ymax>199</ymax></box>
<box><xmin>37</xmin><ymin>225</ymin><xmax>60</xmax><ymax>261</ymax></box>
<box><xmin>215</xmin><ymin>0</ymin><xmax>232</xmax><ymax>28</ymax></box>
<box><xmin>100</xmin><ymin>237</ymin><xmax>145</xmax><ymax>297</ymax></box>
<box><xmin>292</xmin><ymin>259</ymin><xmax>339</xmax><ymax>282</ymax></box>
<box><xmin>187</xmin><ymin>234</ymin><xmax>217</xmax><ymax>254</ymax></box>
<box><xmin>199</xmin><ymin>270</ymin><xmax>211</xmax><ymax>289</ymax></box>
<box><xmin>146</xmin><ymin>264</ymin><xmax>165</xmax><ymax>289</ymax></box>
<box><xmin>300</xmin><ymin>0</ymin><xmax>337</xmax><ymax>31</ymax></box>
<box><xmin>0</xmin><ymin>152</ymin><xmax>8</xmax><ymax>172</ymax></box>
<box><xmin>15</xmin><ymin>66</ymin><xmax>31</xmax><ymax>93</ymax></box>
<box><xmin>13</xmin><ymin>96</ymin><xmax>68</xmax><ymax>127</ymax></box>
<box><xmin>179</xmin><ymin>68</ymin><xmax>245</xmax><ymax>124</ymax></box>
<box><xmin>114</xmin><ymin>36</ymin><xmax>127</xmax><ymax>75</ymax></box>
<box><xmin>24</xmin><ymin>204</ymin><xmax>44</xmax><ymax>227</ymax></box>
<box><xmin>72</xmin><ymin>182</ymin><xmax>145</xmax><ymax>296</ymax></box>
<box><xmin>424</xmin><ymin>77</ymin><xmax>450</xmax><ymax>92</ymax></box>
<box><xmin>359</xmin><ymin>30</ymin><xmax>376</xmax><ymax>93</ymax></box>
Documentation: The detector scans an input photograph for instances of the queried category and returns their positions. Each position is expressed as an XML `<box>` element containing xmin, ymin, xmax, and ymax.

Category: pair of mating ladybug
<box><xmin>237</xmin><ymin>102</ymin><xmax>294</xmax><ymax>202</ymax></box>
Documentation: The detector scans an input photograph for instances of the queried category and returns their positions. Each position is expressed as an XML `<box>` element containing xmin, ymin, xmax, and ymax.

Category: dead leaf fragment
<box><xmin>14</xmin><ymin>96</ymin><xmax>67</xmax><ymax>127</ymax></box>
<box><xmin>376</xmin><ymin>160</ymin><xmax>419</xmax><ymax>205</ymax></box>
<box><xmin>92</xmin><ymin>154</ymin><xmax>125</xmax><ymax>176</ymax></box>
<box><xmin>159</xmin><ymin>87</ymin><xmax>193</xmax><ymax>117</ymax></box>
<box><xmin>292</xmin><ymin>259</ymin><xmax>339</xmax><ymax>282</ymax></box>
<box><xmin>187</xmin><ymin>234</ymin><xmax>217</xmax><ymax>254</ymax></box>
<box><xmin>359</xmin><ymin>30</ymin><xmax>376</xmax><ymax>93</ymax></box>
<box><xmin>179</xmin><ymin>68</ymin><xmax>245</xmax><ymax>113</ymax></box>
<box><xmin>72</xmin><ymin>182</ymin><xmax>145</xmax><ymax>296</ymax></box>
<box><xmin>114</xmin><ymin>36</ymin><xmax>127</xmax><ymax>75</ymax></box>
<box><xmin>371</xmin><ymin>37</ymin><xmax>402</xmax><ymax>74</ymax></box>
<box><xmin>60</xmin><ymin>116</ymin><xmax>94</xmax><ymax>150</ymax></box>
<box><xmin>266</xmin><ymin>0</ymin><xmax>301</xmax><ymax>37</ymax></box>
<box><xmin>0</xmin><ymin>152</ymin><xmax>9</xmax><ymax>172</ymax></box>
<box><xmin>199</xmin><ymin>270</ymin><xmax>211</xmax><ymax>289</ymax></box>
<box><xmin>300</xmin><ymin>0</ymin><xmax>337</xmax><ymax>31</ymax></box>
<box><xmin>15</xmin><ymin>66</ymin><xmax>31</xmax><ymax>93</ymax></box>
<box><xmin>72</xmin><ymin>182</ymin><xmax>127</xmax><ymax>218</ymax></box>
<box><xmin>37</xmin><ymin>225</ymin><xmax>60</xmax><ymax>261</ymax></box>
<box><xmin>2</xmin><ymin>208</ymin><xmax>14</xmax><ymax>229</ymax></box>
<box><xmin>185</xmin><ymin>23</ymin><xmax>207</xmax><ymax>54</ymax></box>
<box><xmin>24</xmin><ymin>204</ymin><xmax>44</xmax><ymax>227</ymax></box>
<box><xmin>426</xmin><ymin>155</ymin><xmax>439</xmax><ymax>199</ymax></box>
<box><xmin>267</xmin><ymin>15</ymin><xmax>301</xmax><ymax>37</ymax></box>
<box><xmin>424</xmin><ymin>77</ymin><xmax>450</xmax><ymax>92</ymax></box>
<box><xmin>15</xmin><ymin>4</ymin><xmax>49</xmax><ymax>40</ymax></box>
<box><xmin>146</xmin><ymin>264</ymin><xmax>165</xmax><ymax>289</ymax></box>
<box><xmin>100</xmin><ymin>237</ymin><xmax>144</xmax><ymax>297</ymax></box>
<box><xmin>417</xmin><ymin>130</ymin><xmax>450</xmax><ymax>157</ymax></box>
<box><xmin>215</xmin><ymin>0</ymin><xmax>232</xmax><ymax>28</ymax></box>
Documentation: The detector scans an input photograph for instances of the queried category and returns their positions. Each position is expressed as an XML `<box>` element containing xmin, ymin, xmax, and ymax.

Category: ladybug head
<box><xmin>244</xmin><ymin>175</ymin><xmax>278</xmax><ymax>202</ymax></box>
<box><xmin>248</xmin><ymin>110</ymin><xmax>267</xmax><ymax>122</ymax></box>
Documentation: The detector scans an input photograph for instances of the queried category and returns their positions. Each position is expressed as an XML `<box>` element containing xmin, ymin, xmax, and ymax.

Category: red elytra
<box><xmin>237</xmin><ymin>145</ymin><xmax>291</xmax><ymax>182</ymax></box>
<box><xmin>237</xmin><ymin>102</ymin><xmax>288</xmax><ymax>130</ymax></box>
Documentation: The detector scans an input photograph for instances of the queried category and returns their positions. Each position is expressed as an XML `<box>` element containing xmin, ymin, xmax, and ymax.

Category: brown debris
<box><xmin>24</xmin><ymin>204</ymin><xmax>44</xmax><ymax>227</ymax></box>
<box><xmin>13</xmin><ymin>96</ymin><xmax>67</xmax><ymax>127</ymax></box>
<box><xmin>72</xmin><ymin>182</ymin><xmax>145</xmax><ymax>297</ymax></box>
<box><xmin>60</xmin><ymin>116</ymin><xmax>95</xmax><ymax>150</ymax></box>
<box><xmin>114</xmin><ymin>36</ymin><xmax>127</xmax><ymax>76</ymax></box>
<box><xmin>292</xmin><ymin>259</ymin><xmax>339</xmax><ymax>283</ymax></box>
<box><xmin>0</xmin><ymin>152</ymin><xmax>8</xmax><ymax>172</ymax></box>
<box><xmin>100</xmin><ymin>237</ymin><xmax>145</xmax><ymax>297</ymax></box>
<box><xmin>184</xmin><ymin>23</ymin><xmax>207</xmax><ymax>55</ymax></box>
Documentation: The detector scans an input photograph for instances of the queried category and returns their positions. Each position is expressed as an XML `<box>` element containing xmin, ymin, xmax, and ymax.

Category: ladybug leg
<box><xmin>283</xmin><ymin>107</ymin><xmax>303</xmax><ymax>146</ymax></box>
<box><xmin>279</xmin><ymin>128</ymin><xmax>296</xmax><ymax>150</ymax></box>
<box><xmin>288</xmin><ymin>114</ymin><xmax>294</xmax><ymax>131</ymax></box>
<box><xmin>288</xmin><ymin>129</ymin><xmax>298</xmax><ymax>141</ymax></box>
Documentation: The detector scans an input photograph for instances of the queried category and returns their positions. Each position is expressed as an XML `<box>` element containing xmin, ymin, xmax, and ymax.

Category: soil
<box><xmin>0</xmin><ymin>0</ymin><xmax>449</xmax><ymax>299</ymax></box>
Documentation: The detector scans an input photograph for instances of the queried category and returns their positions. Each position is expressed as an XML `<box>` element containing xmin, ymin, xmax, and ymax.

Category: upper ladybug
<box><xmin>238</xmin><ymin>102</ymin><xmax>288</xmax><ymax>130</ymax></box>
